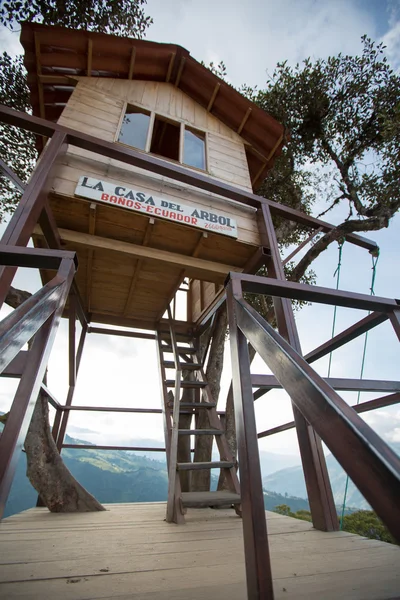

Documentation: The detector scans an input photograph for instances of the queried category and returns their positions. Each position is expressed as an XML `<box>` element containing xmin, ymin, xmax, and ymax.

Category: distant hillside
<box><xmin>4</xmin><ymin>434</ymin><xmax>169</xmax><ymax>518</ymax></box>
<box><xmin>3</xmin><ymin>431</ymin><xmax>307</xmax><ymax>518</ymax></box>
<box><xmin>263</xmin><ymin>442</ymin><xmax>400</xmax><ymax>510</ymax></box>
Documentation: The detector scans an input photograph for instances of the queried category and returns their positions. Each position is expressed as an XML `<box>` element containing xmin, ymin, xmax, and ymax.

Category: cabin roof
<box><xmin>20</xmin><ymin>22</ymin><xmax>286</xmax><ymax>189</ymax></box>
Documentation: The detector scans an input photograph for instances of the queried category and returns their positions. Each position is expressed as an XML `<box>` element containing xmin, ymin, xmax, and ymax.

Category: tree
<box><xmin>341</xmin><ymin>510</ymin><xmax>396</xmax><ymax>544</ymax></box>
<box><xmin>0</xmin><ymin>2</ymin><xmax>153</xmax><ymax>512</ymax></box>
<box><xmin>284</xmin><ymin>507</ymin><xmax>397</xmax><ymax>545</ymax></box>
<box><xmin>217</xmin><ymin>36</ymin><xmax>400</xmax><ymax>491</ymax></box>
<box><xmin>0</xmin><ymin>0</ymin><xmax>152</xmax><ymax>38</ymax></box>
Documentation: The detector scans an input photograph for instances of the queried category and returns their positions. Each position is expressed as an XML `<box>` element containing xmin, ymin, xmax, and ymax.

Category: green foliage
<box><xmin>273</xmin><ymin>504</ymin><xmax>312</xmax><ymax>521</ymax></box>
<box><xmin>204</xmin><ymin>60</ymin><xmax>228</xmax><ymax>81</ymax></box>
<box><xmin>0</xmin><ymin>0</ymin><xmax>152</xmax><ymax>38</ymax></box>
<box><xmin>341</xmin><ymin>510</ymin><xmax>396</xmax><ymax>544</ymax></box>
<box><xmin>244</xmin><ymin>263</ymin><xmax>316</xmax><ymax>323</ymax></box>
<box><xmin>0</xmin><ymin>1</ymin><xmax>152</xmax><ymax>221</ymax></box>
<box><xmin>0</xmin><ymin>53</ymin><xmax>35</xmax><ymax>221</ymax></box>
<box><xmin>274</xmin><ymin>503</ymin><xmax>292</xmax><ymax>516</ymax></box>
<box><xmin>245</xmin><ymin>37</ymin><xmax>400</xmax><ymax>280</ymax></box>
<box><xmin>275</xmin><ymin>504</ymin><xmax>397</xmax><ymax>545</ymax></box>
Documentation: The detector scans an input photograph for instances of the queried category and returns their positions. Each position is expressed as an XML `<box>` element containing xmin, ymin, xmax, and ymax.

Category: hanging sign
<box><xmin>74</xmin><ymin>176</ymin><xmax>238</xmax><ymax>238</ymax></box>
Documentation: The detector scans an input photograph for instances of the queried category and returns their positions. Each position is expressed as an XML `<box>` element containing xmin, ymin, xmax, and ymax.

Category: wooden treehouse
<box><xmin>0</xmin><ymin>23</ymin><xmax>399</xmax><ymax>600</ymax></box>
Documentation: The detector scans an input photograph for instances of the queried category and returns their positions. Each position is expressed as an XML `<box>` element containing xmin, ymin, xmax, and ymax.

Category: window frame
<box><xmin>115</xmin><ymin>102</ymin><xmax>208</xmax><ymax>173</ymax></box>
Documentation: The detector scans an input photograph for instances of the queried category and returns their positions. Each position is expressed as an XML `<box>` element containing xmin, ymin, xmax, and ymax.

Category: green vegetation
<box><xmin>273</xmin><ymin>504</ymin><xmax>397</xmax><ymax>545</ymax></box>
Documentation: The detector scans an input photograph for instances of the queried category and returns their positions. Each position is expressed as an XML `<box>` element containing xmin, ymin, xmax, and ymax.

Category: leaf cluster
<box><xmin>0</xmin><ymin>2</ymin><xmax>153</xmax><ymax>221</ymax></box>
<box><xmin>248</xmin><ymin>37</ymin><xmax>400</xmax><ymax>281</ymax></box>
<box><xmin>0</xmin><ymin>53</ymin><xmax>36</xmax><ymax>221</ymax></box>
<box><xmin>0</xmin><ymin>0</ymin><xmax>153</xmax><ymax>38</ymax></box>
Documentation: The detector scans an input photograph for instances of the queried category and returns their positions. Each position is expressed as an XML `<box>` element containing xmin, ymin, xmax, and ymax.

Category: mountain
<box><xmin>3</xmin><ymin>434</ymin><xmax>169</xmax><ymax>518</ymax></box>
<box><xmin>263</xmin><ymin>442</ymin><xmax>400</xmax><ymax>510</ymax></box>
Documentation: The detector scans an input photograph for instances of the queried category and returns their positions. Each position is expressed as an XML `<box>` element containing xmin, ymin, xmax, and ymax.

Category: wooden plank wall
<box><xmin>54</xmin><ymin>78</ymin><xmax>259</xmax><ymax>245</ymax></box>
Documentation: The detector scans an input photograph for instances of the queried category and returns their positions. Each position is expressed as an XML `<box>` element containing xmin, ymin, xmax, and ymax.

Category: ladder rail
<box><xmin>165</xmin><ymin>306</ymin><xmax>183</xmax><ymax>523</ymax></box>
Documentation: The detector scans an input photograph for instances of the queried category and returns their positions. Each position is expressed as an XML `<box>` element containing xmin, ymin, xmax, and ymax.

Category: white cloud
<box><xmin>0</xmin><ymin>0</ymin><xmax>399</xmax><ymax>458</ymax></box>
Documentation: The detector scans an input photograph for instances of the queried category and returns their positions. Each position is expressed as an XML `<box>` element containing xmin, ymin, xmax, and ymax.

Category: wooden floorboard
<box><xmin>0</xmin><ymin>503</ymin><xmax>399</xmax><ymax>599</ymax></box>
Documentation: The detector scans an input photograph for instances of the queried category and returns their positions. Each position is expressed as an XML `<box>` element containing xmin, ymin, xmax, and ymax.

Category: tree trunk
<box><xmin>25</xmin><ymin>393</ymin><xmax>105</xmax><ymax>512</ymax></box>
<box><xmin>192</xmin><ymin>305</ymin><xmax>227</xmax><ymax>491</ymax></box>
<box><xmin>176</xmin><ymin>371</ymin><xmax>196</xmax><ymax>492</ymax></box>
<box><xmin>217</xmin><ymin>344</ymin><xmax>257</xmax><ymax>491</ymax></box>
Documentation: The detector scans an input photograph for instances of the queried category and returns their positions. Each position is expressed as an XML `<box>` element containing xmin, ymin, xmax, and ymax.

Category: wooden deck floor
<box><xmin>0</xmin><ymin>503</ymin><xmax>399</xmax><ymax>599</ymax></box>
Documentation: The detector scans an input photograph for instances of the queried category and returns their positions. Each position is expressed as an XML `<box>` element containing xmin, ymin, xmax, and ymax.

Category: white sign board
<box><xmin>74</xmin><ymin>176</ymin><xmax>238</xmax><ymax>238</ymax></box>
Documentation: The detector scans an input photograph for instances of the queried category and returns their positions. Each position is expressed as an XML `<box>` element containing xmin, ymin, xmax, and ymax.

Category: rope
<box><xmin>327</xmin><ymin>241</ymin><xmax>344</xmax><ymax>377</ymax></box>
<box><xmin>339</xmin><ymin>251</ymin><xmax>380</xmax><ymax>528</ymax></box>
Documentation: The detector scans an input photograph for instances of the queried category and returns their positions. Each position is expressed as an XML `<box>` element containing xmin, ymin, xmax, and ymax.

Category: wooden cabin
<box><xmin>21</xmin><ymin>23</ymin><xmax>285</xmax><ymax>331</ymax></box>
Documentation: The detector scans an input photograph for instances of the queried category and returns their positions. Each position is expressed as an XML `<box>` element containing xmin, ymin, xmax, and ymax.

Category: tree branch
<box><xmin>289</xmin><ymin>216</ymin><xmax>388</xmax><ymax>282</ymax></box>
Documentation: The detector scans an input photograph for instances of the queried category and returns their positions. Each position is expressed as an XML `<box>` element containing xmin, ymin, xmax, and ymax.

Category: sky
<box><xmin>0</xmin><ymin>0</ymin><xmax>399</xmax><ymax>467</ymax></box>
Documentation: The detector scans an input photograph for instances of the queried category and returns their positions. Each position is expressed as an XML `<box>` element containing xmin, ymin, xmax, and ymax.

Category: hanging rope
<box><xmin>339</xmin><ymin>250</ymin><xmax>380</xmax><ymax>529</ymax></box>
<box><xmin>327</xmin><ymin>240</ymin><xmax>344</xmax><ymax>377</ymax></box>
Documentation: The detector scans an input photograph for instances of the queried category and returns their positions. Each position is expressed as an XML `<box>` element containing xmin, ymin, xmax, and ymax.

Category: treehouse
<box><xmin>0</xmin><ymin>22</ymin><xmax>399</xmax><ymax>600</ymax></box>
<box><xmin>22</xmin><ymin>24</ymin><xmax>284</xmax><ymax>330</ymax></box>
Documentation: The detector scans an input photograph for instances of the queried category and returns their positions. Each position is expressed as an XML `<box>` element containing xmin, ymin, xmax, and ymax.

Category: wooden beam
<box><xmin>251</xmin><ymin>161</ymin><xmax>267</xmax><ymax>187</ymax></box>
<box><xmin>38</xmin><ymin>75</ymin><xmax>75</xmax><ymax>85</ymax></box>
<box><xmin>87</xmin><ymin>39</ymin><xmax>93</xmax><ymax>77</ymax></box>
<box><xmin>265</xmin><ymin>131</ymin><xmax>285</xmax><ymax>163</ymax></box>
<box><xmin>238</xmin><ymin>107</ymin><xmax>252</xmax><ymax>135</ymax></box>
<box><xmin>123</xmin><ymin>218</ymin><xmax>154</xmax><ymax>316</ymax></box>
<box><xmin>34</xmin><ymin>33</ymin><xmax>45</xmax><ymax>121</ymax></box>
<box><xmin>86</xmin><ymin>203</ymin><xmax>96</xmax><ymax>312</ymax></box>
<box><xmin>166</xmin><ymin>52</ymin><xmax>175</xmax><ymax>83</ymax></box>
<box><xmin>207</xmin><ymin>83</ymin><xmax>220</xmax><ymax>112</ymax></box>
<box><xmin>175</xmin><ymin>57</ymin><xmax>185</xmax><ymax>87</ymax></box>
<box><xmin>36</xmin><ymin>227</ymin><xmax>241</xmax><ymax>284</ymax></box>
<box><xmin>128</xmin><ymin>47</ymin><xmax>136</xmax><ymax>80</ymax></box>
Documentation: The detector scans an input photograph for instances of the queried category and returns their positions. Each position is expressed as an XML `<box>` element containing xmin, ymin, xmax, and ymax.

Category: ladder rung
<box><xmin>166</xmin><ymin>380</ymin><xmax>206</xmax><ymax>388</ymax></box>
<box><xmin>178</xmin><ymin>429</ymin><xmax>223</xmax><ymax>435</ymax></box>
<box><xmin>162</xmin><ymin>361</ymin><xmax>201</xmax><ymax>370</ymax></box>
<box><xmin>161</xmin><ymin>346</ymin><xmax>196</xmax><ymax>355</ymax></box>
<box><xmin>177</xmin><ymin>461</ymin><xmax>234</xmax><ymax>471</ymax></box>
<box><xmin>176</xmin><ymin>402</ymin><xmax>216</xmax><ymax>409</ymax></box>
<box><xmin>181</xmin><ymin>491</ymin><xmax>241</xmax><ymax>508</ymax></box>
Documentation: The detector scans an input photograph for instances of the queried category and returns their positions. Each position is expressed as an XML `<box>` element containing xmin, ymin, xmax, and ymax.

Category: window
<box><xmin>150</xmin><ymin>115</ymin><xmax>180</xmax><ymax>162</ymax></box>
<box><xmin>183</xmin><ymin>127</ymin><xmax>206</xmax><ymax>170</ymax></box>
<box><xmin>118</xmin><ymin>105</ymin><xmax>150</xmax><ymax>151</ymax></box>
<box><xmin>117</xmin><ymin>104</ymin><xmax>207</xmax><ymax>171</ymax></box>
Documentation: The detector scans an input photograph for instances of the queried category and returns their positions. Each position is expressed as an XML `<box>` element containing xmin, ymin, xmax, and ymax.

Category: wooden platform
<box><xmin>0</xmin><ymin>503</ymin><xmax>399</xmax><ymax>599</ymax></box>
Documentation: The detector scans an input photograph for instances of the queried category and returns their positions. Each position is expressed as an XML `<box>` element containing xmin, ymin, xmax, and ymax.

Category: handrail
<box><xmin>257</xmin><ymin>393</ymin><xmax>400</xmax><ymax>438</ymax></box>
<box><xmin>165</xmin><ymin>305</ymin><xmax>182</xmax><ymax>523</ymax></box>
<box><xmin>233</xmin><ymin>294</ymin><xmax>400</xmax><ymax>542</ymax></box>
<box><xmin>0</xmin><ymin>252</ymin><xmax>76</xmax><ymax>519</ymax></box>
<box><xmin>0</xmin><ymin>273</ymin><xmax>67</xmax><ymax>375</ymax></box>
<box><xmin>229</xmin><ymin>271</ymin><xmax>400</xmax><ymax>313</ymax></box>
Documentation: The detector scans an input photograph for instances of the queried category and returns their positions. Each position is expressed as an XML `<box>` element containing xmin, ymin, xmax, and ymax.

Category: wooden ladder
<box><xmin>156</xmin><ymin>309</ymin><xmax>241</xmax><ymax>523</ymax></box>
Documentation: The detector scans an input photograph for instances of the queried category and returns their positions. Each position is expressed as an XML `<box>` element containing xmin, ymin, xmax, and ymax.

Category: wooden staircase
<box><xmin>156</xmin><ymin>309</ymin><xmax>241</xmax><ymax>523</ymax></box>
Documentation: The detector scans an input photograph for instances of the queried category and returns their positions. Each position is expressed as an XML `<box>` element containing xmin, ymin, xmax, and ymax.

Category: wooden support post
<box><xmin>258</xmin><ymin>204</ymin><xmax>338</xmax><ymax>532</ymax></box>
<box><xmin>55</xmin><ymin>299</ymin><xmax>87</xmax><ymax>452</ymax></box>
<box><xmin>389</xmin><ymin>309</ymin><xmax>400</xmax><ymax>342</ymax></box>
<box><xmin>226</xmin><ymin>279</ymin><xmax>274</xmax><ymax>600</ymax></box>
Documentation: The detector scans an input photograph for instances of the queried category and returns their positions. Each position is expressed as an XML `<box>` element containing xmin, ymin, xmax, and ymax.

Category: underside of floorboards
<box><xmin>0</xmin><ymin>503</ymin><xmax>399</xmax><ymax>599</ymax></box>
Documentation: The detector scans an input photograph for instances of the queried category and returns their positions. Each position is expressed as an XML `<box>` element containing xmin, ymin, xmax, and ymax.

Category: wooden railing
<box><xmin>225</xmin><ymin>270</ymin><xmax>400</xmax><ymax>599</ymax></box>
<box><xmin>0</xmin><ymin>246</ymin><xmax>76</xmax><ymax>519</ymax></box>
